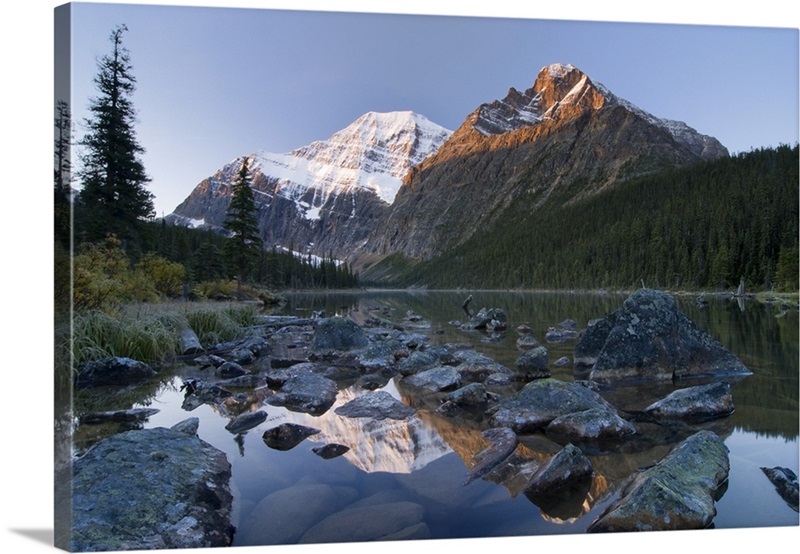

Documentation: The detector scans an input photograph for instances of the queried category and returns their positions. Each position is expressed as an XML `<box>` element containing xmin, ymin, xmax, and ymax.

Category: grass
<box><xmin>71</xmin><ymin>301</ymin><xmax>263</xmax><ymax>368</ymax></box>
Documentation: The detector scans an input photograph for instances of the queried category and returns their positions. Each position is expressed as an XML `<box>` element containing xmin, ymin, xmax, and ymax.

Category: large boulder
<box><xmin>312</xmin><ymin>316</ymin><xmax>369</xmax><ymax>352</ymax></box>
<box><xmin>488</xmin><ymin>378</ymin><xmax>618</xmax><ymax>433</ymax></box>
<box><xmin>588</xmin><ymin>430</ymin><xmax>730</xmax><ymax>532</ymax></box>
<box><xmin>70</xmin><ymin>427</ymin><xmax>234</xmax><ymax>551</ymax></box>
<box><xmin>575</xmin><ymin>289</ymin><xmax>751</xmax><ymax>382</ymax></box>
<box><xmin>75</xmin><ymin>357</ymin><xmax>157</xmax><ymax>388</ymax></box>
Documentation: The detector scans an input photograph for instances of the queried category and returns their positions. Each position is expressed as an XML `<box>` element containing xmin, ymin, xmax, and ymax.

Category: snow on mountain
<box><xmin>253</xmin><ymin>111</ymin><xmax>452</xmax><ymax>217</ymax></box>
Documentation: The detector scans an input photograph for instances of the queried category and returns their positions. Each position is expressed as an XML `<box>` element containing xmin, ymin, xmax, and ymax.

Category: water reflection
<box><xmin>62</xmin><ymin>290</ymin><xmax>799</xmax><ymax>544</ymax></box>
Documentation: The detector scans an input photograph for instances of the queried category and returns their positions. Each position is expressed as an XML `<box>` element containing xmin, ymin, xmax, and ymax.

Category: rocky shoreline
<box><xmin>69</xmin><ymin>288</ymin><xmax>797</xmax><ymax>549</ymax></box>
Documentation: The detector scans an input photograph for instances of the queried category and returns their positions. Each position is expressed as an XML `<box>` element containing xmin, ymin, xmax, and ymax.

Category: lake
<box><xmin>68</xmin><ymin>290</ymin><xmax>799</xmax><ymax>544</ymax></box>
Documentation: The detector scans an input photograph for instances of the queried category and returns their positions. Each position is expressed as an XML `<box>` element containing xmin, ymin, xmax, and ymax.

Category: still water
<box><xmin>72</xmin><ymin>290</ymin><xmax>799</xmax><ymax>544</ymax></box>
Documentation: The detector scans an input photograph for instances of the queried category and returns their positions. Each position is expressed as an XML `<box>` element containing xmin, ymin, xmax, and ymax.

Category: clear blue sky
<box><xmin>60</xmin><ymin>1</ymin><xmax>799</xmax><ymax>217</ymax></box>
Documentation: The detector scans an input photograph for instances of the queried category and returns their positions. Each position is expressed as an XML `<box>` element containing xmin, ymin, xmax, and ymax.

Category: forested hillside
<box><xmin>365</xmin><ymin>145</ymin><xmax>798</xmax><ymax>292</ymax></box>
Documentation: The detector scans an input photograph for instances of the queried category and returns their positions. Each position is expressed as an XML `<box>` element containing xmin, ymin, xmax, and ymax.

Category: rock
<box><xmin>334</xmin><ymin>391</ymin><xmax>416</xmax><ymax>421</ymax></box>
<box><xmin>230</xmin><ymin>348</ymin><xmax>255</xmax><ymax>365</ymax></box>
<box><xmin>215</xmin><ymin>361</ymin><xmax>247</xmax><ymax>379</ymax></box>
<box><xmin>546</xmin><ymin>408</ymin><xmax>636</xmax><ymax>440</ymax></box>
<box><xmin>79</xmin><ymin>408</ymin><xmax>160</xmax><ymax>425</ymax></box>
<box><xmin>461</xmin><ymin>307</ymin><xmax>507</xmax><ymax>330</ymax></box>
<box><xmin>179</xmin><ymin>326</ymin><xmax>203</xmax><ymax>355</ymax></box>
<box><xmin>489</xmin><ymin>378</ymin><xmax>617</xmax><ymax>433</ymax></box>
<box><xmin>554</xmin><ymin>356</ymin><xmax>571</xmax><ymax>367</ymax></box>
<box><xmin>587</xmin><ymin>430</ymin><xmax>730</xmax><ymax>532</ymax></box>
<box><xmin>464</xmin><ymin>427</ymin><xmax>519</xmax><ymax>485</ymax></box>
<box><xmin>524</xmin><ymin>443</ymin><xmax>593</xmax><ymax>496</ymax></box>
<box><xmin>75</xmin><ymin>357</ymin><xmax>157</xmax><ymax>388</ymax></box>
<box><xmin>70</xmin><ymin>427</ymin><xmax>234</xmax><ymax>551</ymax></box>
<box><xmin>516</xmin><ymin>324</ymin><xmax>532</xmax><ymax>334</ymax></box>
<box><xmin>237</xmin><ymin>484</ymin><xmax>359</xmax><ymax>545</ymax></box>
<box><xmin>577</xmin><ymin>289</ymin><xmax>752</xmax><ymax>382</ymax></box>
<box><xmin>193</xmin><ymin>354</ymin><xmax>226</xmax><ymax>368</ymax></box>
<box><xmin>516</xmin><ymin>346</ymin><xmax>550</xmax><ymax>377</ymax></box>
<box><xmin>545</xmin><ymin>326</ymin><xmax>580</xmax><ymax>342</ymax></box>
<box><xmin>515</xmin><ymin>334</ymin><xmax>541</xmax><ymax>350</ymax></box>
<box><xmin>224</xmin><ymin>410</ymin><xmax>268</xmax><ymax>434</ymax></box>
<box><xmin>267</xmin><ymin>372</ymin><xmax>338</xmax><ymax>416</ymax></box>
<box><xmin>454</xmin><ymin>351</ymin><xmax>515</xmax><ymax>383</ymax></box>
<box><xmin>171</xmin><ymin>417</ymin><xmax>200</xmax><ymax>436</ymax></box>
<box><xmin>642</xmin><ymin>382</ymin><xmax>735</xmax><ymax>421</ymax></box>
<box><xmin>299</xmin><ymin>501</ymin><xmax>426</xmax><ymax>543</ymax></box>
<box><xmin>402</xmin><ymin>366</ymin><xmax>462</xmax><ymax>392</ymax></box>
<box><xmin>262</xmin><ymin>423</ymin><xmax>321</xmax><ymax>451</ymax></box>
<box><xmin>442</xmin><ymin>383</ymin><xmax>491</xmax><ymax>410</ymax></box>
<box><xmin>312</xmin><ymin>443</ymin><xmax>351</xmax><ymax>459</ymax></box>
<box><xmin>761</xmin><ymin>467</ymin><xmax>799</xmax><ymax>512</ymax></box>
<box><xmin>397</xmin><ymin>349</ymin><xmax>440</xmax><ymax>376</ymax></box>
<box><xmin>573</xmin><ymin>315</ymin><xmax>616</xmax><ymax>367</ymax></box>
<box><xmin>559</xmin><ymin>319</ymin><xmax>579</xmax><ymax>330</ymax></box>
<box><xmin>312</xmin><ymin>316</ymin><xmax>369</xmax><ymax>352</ymax></box>
<box><xmin>215</xmin><ymin>374</ymin><xmax>267</xmax><ymax>389</ymax></box>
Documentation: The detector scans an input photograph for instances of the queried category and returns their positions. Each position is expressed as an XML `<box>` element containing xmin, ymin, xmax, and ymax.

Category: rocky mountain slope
<box><xmin>361</xmin><ymin>63</ymin><xmax>728</xmax><ymax>263</ymax></box>
<box><xmin>166</xmin><ymin>111</ymin><xmax>452</xmax><ymax>261</ymax></box>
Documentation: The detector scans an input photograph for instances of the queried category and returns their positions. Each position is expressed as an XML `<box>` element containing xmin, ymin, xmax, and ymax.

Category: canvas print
<box><xmin>53</xmin><ymin>2</ymin><xmax>799</xmax><ymax>552</ymax></box>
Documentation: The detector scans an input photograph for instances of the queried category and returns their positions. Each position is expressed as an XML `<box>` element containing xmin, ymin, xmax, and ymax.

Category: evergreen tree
<box><xmin>76</xmin><ymin>24</ymin><xmax>154</xmax><ymax>244</ymax></box>
<box><xmin>223</xmin><ymin>157</ymin><xmax>262</xmax><ymax>297</ymax></box>
<box><xmin>54</xmin><ymin>99</ymin><xmax>72</xmax><ymax>247</ymax></box>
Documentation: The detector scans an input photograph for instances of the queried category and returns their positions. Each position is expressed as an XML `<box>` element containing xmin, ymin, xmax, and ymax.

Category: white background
<box><xmin>1</xmin><ymin>1</ymin><xmax>797</xmax><ymax>553</ymax></box>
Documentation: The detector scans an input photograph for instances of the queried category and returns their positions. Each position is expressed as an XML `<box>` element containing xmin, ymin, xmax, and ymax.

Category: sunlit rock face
<box><xmin>363</xmin><ymin>63</ymin><xmax>728</xmax><ymax>262</ymax></box>
<box><xmin>166</xmin><ymin>111</ymin><xmax>452</xmax><ymax>262</ymax></box>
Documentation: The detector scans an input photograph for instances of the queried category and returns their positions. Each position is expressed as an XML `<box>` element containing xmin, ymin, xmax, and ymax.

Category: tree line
<box><xmin>55</xmin><ymin>25</ymin><xmax>359</xmax><ymax>313</ymax></box>
<box><xmin>374</xmin><ymin>144</ymin><xmax>798</xmax><ymax>292</ymax></box>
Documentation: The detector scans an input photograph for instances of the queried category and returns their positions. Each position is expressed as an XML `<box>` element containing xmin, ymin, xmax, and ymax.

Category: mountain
<box><xmin>166</xmin><ymin>111</ymin><xmax>452</xmax><ymax>260</ymax></box>
<box><xmin>360</xmin><ymin>63</ymin><xmax>728</xmax><ymax>264</ymax></box>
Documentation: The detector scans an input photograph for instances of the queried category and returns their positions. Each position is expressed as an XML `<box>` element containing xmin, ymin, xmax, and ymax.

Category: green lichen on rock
<box><xmin>70</xmin><ymin>427</ymin><xmax>234</xmax><ymax>551</ymax></box>
<box><xmin>588</xmin><ymin>430</ymin><xmax>730</xmax><ymax>532</ymax></box>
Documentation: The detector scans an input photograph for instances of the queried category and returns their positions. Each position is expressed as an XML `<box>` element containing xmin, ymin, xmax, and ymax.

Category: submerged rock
<box><xmin>237</xmin><ymin>483</ymin><xmax>359</xmax><ymax>545</ymax></box>
<box><xmin>576</xmin><ymin>289</ymin><xmax>752</xmax><ymax>382</ymax></box>
<box><xmin>588</xmin><ymin>430</ymin><xmax>730</xmax><ymax>532</ymax></box>
<box><xmin>642</xmin><ymin>382</ymin><xmax>735</xmax><ymax>421</ymax></box>
<box><xmin>299</xmin><ymin>501</ymin><xmax>428</xmax><ymax>543</ymax></box>
<box><xmin>70</xmin><ymin>427</ymin><xmax>234</xmax><ymax>551</ymax></box>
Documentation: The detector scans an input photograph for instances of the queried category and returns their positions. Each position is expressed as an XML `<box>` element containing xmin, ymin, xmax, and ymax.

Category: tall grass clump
<box><xmin>182</xmin><ymin>304</ymin><xmax>260</xmax><ymax>345</ymax></box>
<box><xmin>72</xmin><ymin>310</ymin><xmax>182</xmax><ymax>366</ymax></box>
